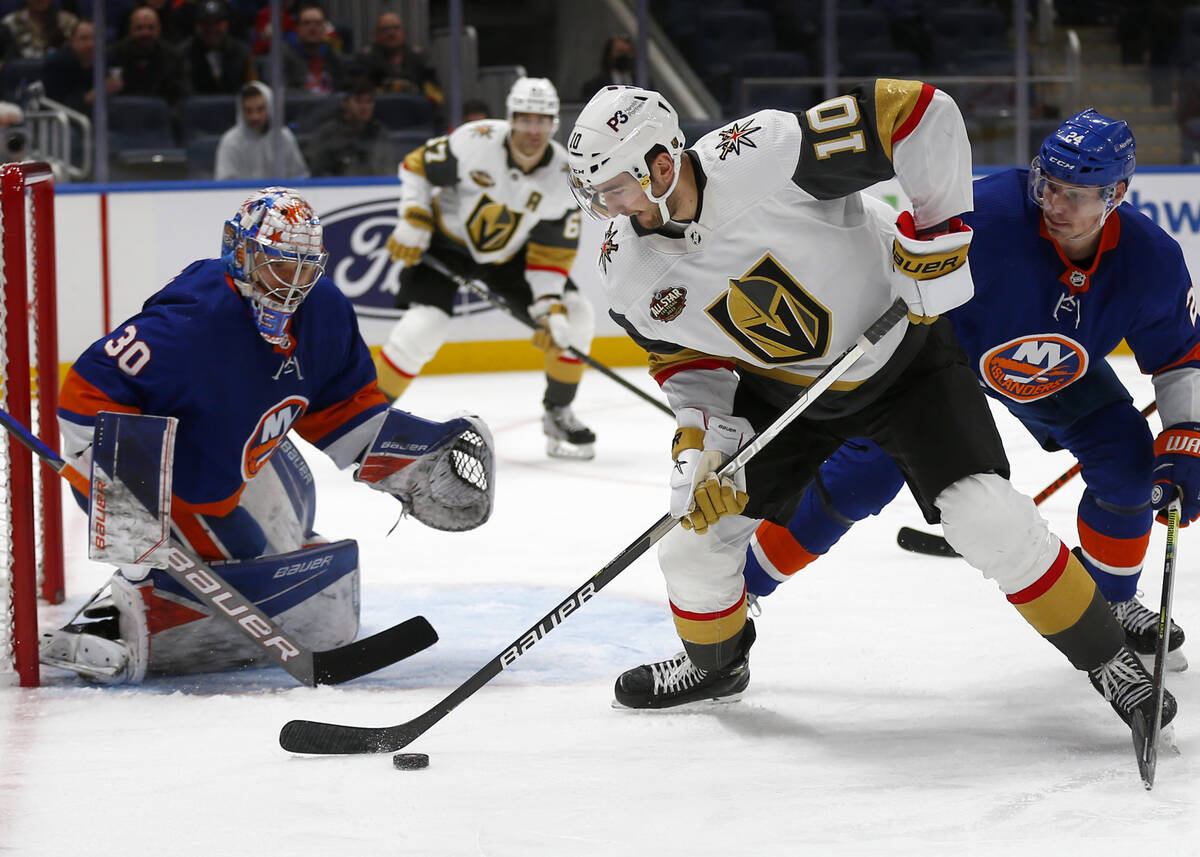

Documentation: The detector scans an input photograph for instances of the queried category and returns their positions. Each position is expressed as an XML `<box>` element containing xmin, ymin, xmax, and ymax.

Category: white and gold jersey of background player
<box><xmin>599</xmin><ymin>80</ymin><xmax>973</xmax><ymax>416</ymax></box>
<box><xmin>399</xmin><ymin>118</ymin><xmax>580</xmax><ymax>271</ymax></box>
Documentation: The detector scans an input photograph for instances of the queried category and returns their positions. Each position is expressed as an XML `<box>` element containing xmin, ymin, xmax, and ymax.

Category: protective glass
<box><xmin>569</xmin><ymin>170</ymin><xmax>648</xmax><ymax>221</ymax></box>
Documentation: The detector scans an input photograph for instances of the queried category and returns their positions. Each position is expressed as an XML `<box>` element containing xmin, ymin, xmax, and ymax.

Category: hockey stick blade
<box><xmin>1132</xmin><ymin>710</ymin><xmax>1156</xmax><ymax>790</ymax></box>
<box><xmin>279</xmin><ymin>298</ymin><xmax>913</xmax><ymax>756</ymax></box>
<box><xmin>896</xmin><ymin>526</ymin><xmax>960</xmax><ymax>558</ymax></box>
<box><xmin>312</xmin><ymin>616</ymin><xmax>438</xmax><ymax>685</ymax></box>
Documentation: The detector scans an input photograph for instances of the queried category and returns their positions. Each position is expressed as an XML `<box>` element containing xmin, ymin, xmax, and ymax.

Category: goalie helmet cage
<box><xmin>1</xmin><ymin>161</ymin><xmax>62</xmax><ymax>688</ymax></box>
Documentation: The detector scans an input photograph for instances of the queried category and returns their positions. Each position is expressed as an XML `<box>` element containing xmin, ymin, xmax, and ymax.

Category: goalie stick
<box><xmin>897</xmin><ymin>401</ymin><xmax>1158</xmax><ymax>558</ymax></box>
<box><xmin>278</xmin><ymin>297</ymin><xmax>909</xmax><ymax>755</ymax></box>
<box><xmin>1133</xmin><ymin>491</ymin><xmax>1181</xmax><ymax>790</ymax></box>
<box><xmin>422</xmin><ymin>254</ymin><xmax>673</xmax><ymax>418</ymax></box>
<box><xmin>0</xmin><ymin>405</ymin><xmax>438</xmax><ymax>686</ymax></box>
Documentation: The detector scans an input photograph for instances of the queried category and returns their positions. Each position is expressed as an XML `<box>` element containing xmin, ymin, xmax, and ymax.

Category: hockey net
<box><xmin>0</xmin><ymin>161</ymin><xmax>62</xmax><ymax>688</ymax></box>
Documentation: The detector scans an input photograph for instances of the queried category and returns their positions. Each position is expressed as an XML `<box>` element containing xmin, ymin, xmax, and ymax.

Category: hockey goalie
<box><xmin>41</xmin><ymin>187</ymin><xmax>496</xmax><ymax>684</ymax></box>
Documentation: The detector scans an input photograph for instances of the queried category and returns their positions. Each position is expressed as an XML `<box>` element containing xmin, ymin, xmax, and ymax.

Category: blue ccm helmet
<box><xmin>1036</xmin><ymin>108</ymin><xmax>1135</xmax><ymax>187</ymax></box>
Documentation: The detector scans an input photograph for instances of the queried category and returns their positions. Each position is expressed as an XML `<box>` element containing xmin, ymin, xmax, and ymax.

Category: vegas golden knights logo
<box><xmin>466</xmin><ymin>194</ymin><xmax>524</xmax><ymax>253</ymax></box>
<box><xmin>705</xmin><ymin>254</ymin><xmax>830</xmax><ymax>363</ymax></box>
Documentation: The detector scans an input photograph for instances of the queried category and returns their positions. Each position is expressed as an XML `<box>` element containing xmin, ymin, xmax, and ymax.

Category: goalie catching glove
<box><xmin>355</xmin><ymin>408</ymin><xmax>496</xmax><ymax>531</ymax></box>
<box><xmin>670</xmin><ymin>407</ymin><xmax>752</xmax><ymax>534</ymax></box>
<box><xmin>529</xmin><ymin>294</ymin><xmax>571</xmax><ymax>354</ymax></box>
<box><xmin>386</xmin><ymin>205</ymin><xmax>434</xmax><ymax>267</ymax></box>
<box><xmin>891</xmin><ymin>211</ymin><xmax>973</xmax><ymax>324</ymax></box>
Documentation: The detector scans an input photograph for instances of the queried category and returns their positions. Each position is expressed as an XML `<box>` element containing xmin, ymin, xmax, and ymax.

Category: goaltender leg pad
<box><xmin>89</xmin><ymin>411</ymin><xmax>177</xmax><ymax>565</ymax></box>
<box><xmin>355</xmin><ymin>409</ymin><xmax>496</xmax><ymax>531</ymax></box>
<box><xmin>127</xmin><ymin>540</ymin><xmax>361</xmax><ymax>677</ymax></box>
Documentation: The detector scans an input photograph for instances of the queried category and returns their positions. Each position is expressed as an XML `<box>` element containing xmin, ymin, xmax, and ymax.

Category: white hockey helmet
<box><xmin>505</xmin><ymin>76</ymin><xmax>560</xmax><ymax>132</ymax></box>
<box><xmin>221</xmin><ymin>187</ymin><xmax>328</xmax><ymax>345</ymax></box>
<box><xmin>566</xmin><ymin>85</ymin><xmax>685</xmax><ymax>223</ymax></box>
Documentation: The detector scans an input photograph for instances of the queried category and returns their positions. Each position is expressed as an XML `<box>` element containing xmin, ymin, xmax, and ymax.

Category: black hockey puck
<box><xmin>393</xmin><ymin>752</ymin><xmax>429</xmax><ymax>770</ymax></box>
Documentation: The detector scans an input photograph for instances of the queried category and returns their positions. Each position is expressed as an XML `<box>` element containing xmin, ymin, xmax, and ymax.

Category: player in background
<box><xmin>742</xmin><ymin>110</ymin><xmax>1194</xmax><ymax>673</ymax></box>
<box><xmin>377</xmin><ymin>76</ymin><xmax>598</xmax><ymax>459</ymax></box>
<box><xmin>566</xmin><ymin>82</ymin><xmax>1176</xmax><ymax>737</ymax></box>
<box><xmin>41</xmin><ymin>187</ymin><xmax>494</xmax><ymax>684</ymax></box>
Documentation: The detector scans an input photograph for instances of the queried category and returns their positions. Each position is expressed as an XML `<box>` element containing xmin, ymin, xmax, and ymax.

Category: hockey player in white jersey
<box><xmin>378</xmin><ymin>76</ymin><xmax>598</xmax><ymax>459</ymax></box>
<box><xmin>567</xmin><ymin>82</ymin><xmax>1175</xmax><ymax>736</ymax></box>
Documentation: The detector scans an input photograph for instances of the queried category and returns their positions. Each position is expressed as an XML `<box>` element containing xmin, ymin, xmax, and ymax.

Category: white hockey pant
<box><xmin>937</xmin><ymin>472</ymin><xmax>1062</xmax><ymax>594</ymax></box>
<box><xmin>657</xmin><ymin>514</ymin><xmax>758</xmax><ymax>620</ymax></box>
<box><xmin>381</xmin><ymin>303</ymin><xmax>451</xmax><ymax>376</ymax></box>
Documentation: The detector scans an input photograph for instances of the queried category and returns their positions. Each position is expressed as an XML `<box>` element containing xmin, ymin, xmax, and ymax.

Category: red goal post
<box><xmin>1</xmin><ymin>161</ymin><xmax>62</xmax><ymax>688</ymax></box>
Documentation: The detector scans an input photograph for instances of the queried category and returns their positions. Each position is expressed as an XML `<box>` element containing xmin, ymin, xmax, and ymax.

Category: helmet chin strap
<box><xmin>646</xmin><ymin>158</ymin><xmax>681</xmax><ymax>225</ymax></box>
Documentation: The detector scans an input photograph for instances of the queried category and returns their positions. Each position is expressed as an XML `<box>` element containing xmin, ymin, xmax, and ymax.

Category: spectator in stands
<box><xmin>357</xmin><ymin>11</ymin><xmax>444</xmax><ymax>108</ymax></box>
<box><xmin>119</xmin><ymin>0</ymin><xmax>193</xmax><ymax>45</ymax></box>
<box><xmin>43</xmin><ymin>18</ymin><xmax>121</xmax><ymax>113</ymax></box>
<box><xmin>2</xmin><ymin>0</ymin><xmax>77</xmax><ymax>59</ymax></box>
<box><xmin>182</xmin><ymin>0</ymin><xmax>253</xmax><ymax>95</ymax></box>
<box><xmin>284</xmin><ymin>2</ymin><xmax>349</xmax><ymax>95</ymax></box>
<box><xmin>580</xmin><ymin>34</ymin><xmax>637</xmax><ymax>98</ymax></box>
<box><xmin>110</xmin><ymin>6</ymin><xmax>189</xmax><ymax>107</ymax></box>
<box><xmin>303</xmin><ymin>75</ymin><xmax>393</xmax><ymax>176</ymax></box>
<box><xmin>251</xmin><ymin>0</ymin><xmax>299</xmax><ymax>55</ymax></box>
<box><xmin>215</xmin><ymin>80</ymin><xmax>308</xmax><ymax>179</ymax></box>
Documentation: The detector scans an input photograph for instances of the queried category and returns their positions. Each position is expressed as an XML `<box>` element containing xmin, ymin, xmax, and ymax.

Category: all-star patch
<box><xmin>650</xmin><ymin>286</ymin><xmax>687</xmax><ymax>322</ymax></box>
<box><xmin>716</xmin><ymin>120</ymin><xmax>761</xmax><ymax>160</ymax></box>
<box><xmin>472</xmin><ymin>124</ymin><xmax>495</xmax><ymax>138</ymax></box>
<box><xmin>599</xmin><ymin>222</ymin><xmax>619</xmax><ymax>274</ymax></box>
<box><xmin>470</xmin><ymin>170</ymin><xmax>495</xmax><ymax>187</ymax></box>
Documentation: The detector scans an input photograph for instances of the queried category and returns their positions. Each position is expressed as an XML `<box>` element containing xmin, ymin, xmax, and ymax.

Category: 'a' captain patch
<box><xmin>979</xmin><ymin>334</ymin><xmax>1089</xmax><ymax>402</ymax></box>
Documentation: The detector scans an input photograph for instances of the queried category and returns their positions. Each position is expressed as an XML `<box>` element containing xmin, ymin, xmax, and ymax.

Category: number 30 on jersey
<box><xmin>104</xmin><ymin>324</ymin><xmax>151</xmax><ymax>376</ymax></box>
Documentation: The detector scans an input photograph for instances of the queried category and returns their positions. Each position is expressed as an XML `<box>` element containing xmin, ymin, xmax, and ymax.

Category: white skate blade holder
<box><xmin>88</xmin><ymin>411</ymin><xmax>177</xmax><ymax>565</ymax></box>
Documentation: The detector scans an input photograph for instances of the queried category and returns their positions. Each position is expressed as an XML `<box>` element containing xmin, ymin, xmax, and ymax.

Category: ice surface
<box><xmin>2</xmin><ymin>358</ymin><xmax>1196</xmax><ymax>856</ymax></box>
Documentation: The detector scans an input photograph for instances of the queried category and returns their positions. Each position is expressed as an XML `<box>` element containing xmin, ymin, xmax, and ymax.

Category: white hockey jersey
<box><xmin>398</xmin><ymin>118</ymin><xmax>581</xmax><ymax>298</ymax></box>
<box><xmin>597</xmin><ymin>79</ymin><xmax>974</xmax><ymax>418</ymax></box>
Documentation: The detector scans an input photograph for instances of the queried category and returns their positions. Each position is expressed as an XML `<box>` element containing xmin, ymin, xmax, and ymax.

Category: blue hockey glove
<box><xmin>1151</xmin><ymin>422</ymin><xmax>1200</xmax><ymax>526</ymax></box>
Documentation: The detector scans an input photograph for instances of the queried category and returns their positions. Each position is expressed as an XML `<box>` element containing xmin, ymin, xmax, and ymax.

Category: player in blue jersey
<box><xmin>40</xmin><ymin>187</ymin><xmax>495</xmax><ymax>684</ymax></box>
<box><xmin>744</xmin><ymin>110</ymin><xmax>1196</xmax><ymax>686</ymax></box>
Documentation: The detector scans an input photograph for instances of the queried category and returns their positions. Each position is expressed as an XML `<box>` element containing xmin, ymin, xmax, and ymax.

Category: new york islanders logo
<box><xmin>243</xmin><ymin>396</ymin><xmax>309</xmax><ymax>479</ymax></box>
<box><xmin>979</xmin><ymin>335</ymin><xmax>1089</xmax><ymax>402</ymax></box>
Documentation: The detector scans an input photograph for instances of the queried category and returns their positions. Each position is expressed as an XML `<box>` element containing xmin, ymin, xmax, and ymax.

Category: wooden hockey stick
<box><xmin>1132</xmin><ymin>491</ymin><xmax>1181</xmax><ymax>790</ymax></box>
<box><xmin>278</xmin><ymin>297</ymin><xmax>909</xmax><ymax>755</ymax></box>
<box><xmin>897</xmin><ymin>401</ymin><xmax>1158</xmax><ymax>558</ymax></box>
<box><xmin>0</xmin><ymin>406</ymin><xmax>438</xmax><ymax>686</ymax></box>
<box><xmin>422</xmin><ymin>254</ymin><xmax>674</xmax><ymax>417</ymax></box>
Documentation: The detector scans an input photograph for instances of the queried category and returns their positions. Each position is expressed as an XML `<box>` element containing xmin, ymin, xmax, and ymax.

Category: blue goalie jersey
<box><xmin>950</xmin><ymin>169</ymin><xmax>1200</xmax><ymax>409</ymax></box>
<box><xmin>59</xmin><ymin>259</ymin><xmax>388</xmax><ymax>515</ymax></box>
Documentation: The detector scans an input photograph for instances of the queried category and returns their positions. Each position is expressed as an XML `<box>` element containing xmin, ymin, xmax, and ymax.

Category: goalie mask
<box><xmin>221</xmin><ymin>187</ymin><xmax>329</xmax><ymax>346</ymax></box>
<box><xmin>1028</xmin><ymin>108</ymin><xmax>1135</xmax><ymax>235</ymax></box>
<box><xmin>567</xmin><ymin>86</ymin><xmax>685</xmax><ymax>224</ymax></box>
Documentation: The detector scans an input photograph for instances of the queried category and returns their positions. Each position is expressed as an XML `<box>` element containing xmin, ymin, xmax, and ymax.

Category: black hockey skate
<box><xmin>1088</xmin><ymin>645</ymin><xmax>1177</xmax><ymax>729</ymax></box>
<box><xmin>543</xmin><ymin>405</ymin><xmax>596</xmax><ymax>460</ymax></box>
<box><xmin>614</xmin><ymin>620</ymin><xmax>755</xmax><ymax>709</ymax></box>
<box><xmin>1112</xmin><ymin>596</ymin><xmax>1187</xmax><ymax>671</ymax></box>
